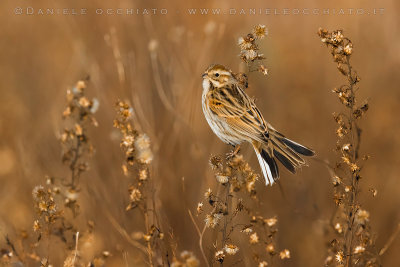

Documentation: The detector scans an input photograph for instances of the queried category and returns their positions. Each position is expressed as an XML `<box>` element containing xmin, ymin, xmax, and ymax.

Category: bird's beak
<box><xmin>202</xmin><ymin>73</ymin><xmax>207</xmax><ymax>78</ymax></box>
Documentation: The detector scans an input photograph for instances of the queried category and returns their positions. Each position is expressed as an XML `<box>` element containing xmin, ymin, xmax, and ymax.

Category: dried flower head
<box><xmin>344</xmin><ymin>43</ymin><xmax>353</xmax><ymax>55</ymax></box>
<box><xmin>246</xmin><ymin>180</ymin><xmax>256</xmax><ymax>193</ymax></box>
<box><xmin>242</xmin><ymin>49</ymin><xmax>258</xmax><ymax>62</ymax></box>
<box><xmin>209</xmin><ymin>155</ymin><xmax>223</xmax><ymax>170</ymax></box>
<box><xmin>332</xmin><ymin>30</ymin><xmax>344</xmax><ymax>43</ymax></box>
<box><xmin>32</xmin><ymin>185</ymin><xmax>45</xmax><ymax>201</ymax></box>
<box><xmin>349</xmin><ymin>163</ymin><xmax>359</xmax><ymax>173</ymax></box>
<box><xmin>342</xmin><ymin>143</ymin><xmax>351</xmax><ymax>152</ymax></box>
<box><xmin>249</xmin><ymin>232</ymin><xmax>259</xmax><ymax>244</ymax></box>
<box><xmin>335</xmin><ymin>251</ymin><xmax>344</xmax><ymax>264</ymax></box>
<box><xmin>253</xmin><ymin>24</ymin><xmax>268</xmax><ymax>39</ymax></box>
<box><xmin>224</xmin><ymin>244</ymin><xmax>239</xmax><ymax>255</ymax></box>
<box><xmin>354</xmin><ymin>245</ymin><xmax>366</xmax><ymax>254</ymax></box>
<box><xmin>266</xmin><ymin>243</ymin><xmax>275</xmax><ymax>255</ymax></box>
<box><xmin>215</xmin><ymin>250</ymin><xmax>225</xmax><ymax>263</ymax></box>
<box><xmin>134</xmin><ymin>134</ymin><xmax>153</xmax><ymax>164</ymax></box>
<box><xmin>136</xmin><ymin>148</ymin><xmax>154</xmax><ymax>164</ymax></box>
<box><xmin>369</xmin><ymin>188</ymin><xmax>378</xmax><ymax>197</ymax></box>
<box><xmin>238</xmin><ymin>36</ymin><xmax>252</xmax><ymax>50</ymax></box>
<box><xmin>264</xmin><ymin>216</ymin><xmax>278</xmax><ymax>227</ymax></box>
<box><xmin>33</xmin><ymin>220</ymin><xmax>41</xmax><ymax>232</ymax></box>
<box><xmin>143</xmin><ymin>234</ymin><xmax>151</xmax><ymax>242</ymax></box>
<box><xmin>122</xmin><ymin>135</ymin><xmax>134</xmax><ymax>148</ymax></box>
<box><xmin>129</xmin><ymin>188</ymin><xmax>142</xmax><ymax>202</ymax></box>
<box><xmin>135</xmin><ymin>134</ymin><xmax>151</xmax><ymax>151</ymax></box>
<box><xmin>355</xmin><ymin>209</ymin><xmax>370</xmax><ymax>225</ymax></box>
<box><xmin>90</xmin><ymin>98</ymin><xmax>99</xmax><ymax>113</ymax></box>
<box><xmin>138</xmin><ymin>169</ymin><xmax>148</xmax><ymax>181</ymax></box>
<box><xmin>204</xmin><ymin>188</ymin><xmax>212</xmax><ymax>199</ymax></box>
<box><xmin>259</xmin><ymin>64</ymin><xmax>269</xmax><ymax>76</ymax></box>
<box><xmin>216</xmin><ymin>174</ymin><xmax>229</xmax><ymax>184</ymax></box>
<box><xmin>196</xmin><ymin>202</ymin><xmax>203</xmax><ymax>214</ymax></box>
<box><xmin>332</xmin><ymin>175</ymin><xmax>342</xmax><ymax>186</ymax></box>
<box><xmin>78</xmin><ymin>96</ymin><xmax>90</xmax><ymax>108</ymax></box>
<box><xmin>205</xmin><ymin>213</ymin><xmax>223</xmax><ymax>228</ymax></box>
<box><xmin>334</xmin><ymin>223</ymin><xmax>343</xmax><ymax>233</ymax></box>
<box><xmin>279</xmin><ymin>249</ymin><xmax>290</xmax><ymax>259</ymax></box>
<box><xmin>241</xmin><ymin>226</ymin><xmax>253</xmax><ymax>234</ymax></box>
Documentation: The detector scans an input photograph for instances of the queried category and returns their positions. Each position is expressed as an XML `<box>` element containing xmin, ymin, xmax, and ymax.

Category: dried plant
<box><xmin>193</xmin><ymin>153</ymin><xmax>290</xmax><ymax>266</ymax></box>
<box><xmin>2</xmin><ymin>80</ymin><xmax>107</xmax><ymax>266</ymax></box>
<box><xmin>60</xmin><ymin>80</ymin><xmax>98</xmax><ymax>190</ymax></box>
<box><xmin>58</xmin><ymin>80</ymin><xmax>99</xmax><ymax>218</ymax></box>
<box><xmin>238</xmin><ymin>24</ymin><xmax>269</xmax><ymax>77</ymax></box>
<box><xmin>317</xmin><ymin>28</ymin><xmax>380</xmax><ymax>267</ymax></box>
<box><xmin>113</xmin><ymin>100</ymin><xmax>168</xmax><ymax>266</ymax></box>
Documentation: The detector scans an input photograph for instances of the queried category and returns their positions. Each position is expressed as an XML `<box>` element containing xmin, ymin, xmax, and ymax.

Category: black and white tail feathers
<box><xmin>253</xmin><ymin>130</ymin><xmax>315</xmax><ymax>186</ymax></box>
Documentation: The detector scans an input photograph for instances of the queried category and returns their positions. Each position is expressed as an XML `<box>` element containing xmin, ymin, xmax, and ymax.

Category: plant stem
<box><xmin>69</xmin><ymin>137</ymin><xmax>81</xmax><ymax>189</ymax></box>
<box><xmin>344</xmin><ymin>55</ymin><xmax>361</xmax><ymax>267</ymax></box>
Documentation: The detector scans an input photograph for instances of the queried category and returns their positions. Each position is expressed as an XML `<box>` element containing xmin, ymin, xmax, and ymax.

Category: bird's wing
<box><xmin>208</xmin><ymin>84</ymin><xmax>268</xmax><ymax>142</ymax></box>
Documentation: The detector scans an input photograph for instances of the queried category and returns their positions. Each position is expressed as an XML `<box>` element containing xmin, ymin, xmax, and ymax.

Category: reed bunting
<box><xmin>202</xmin><ymin>64</ymin><xmax>314</xmax><ymax>186</ymax></box>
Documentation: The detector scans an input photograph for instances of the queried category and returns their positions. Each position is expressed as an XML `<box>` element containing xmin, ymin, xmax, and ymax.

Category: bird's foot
<box><xmin>226</xmin><ymin>145</ymin><xmax>241</xmax><ymax>160</ymax></box>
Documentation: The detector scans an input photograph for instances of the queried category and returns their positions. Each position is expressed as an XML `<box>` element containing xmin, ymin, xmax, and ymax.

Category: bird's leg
<box><xmin>226</xmin><ymin>144</ymin><xmax>241</xmax><ymax>160</ymax></box>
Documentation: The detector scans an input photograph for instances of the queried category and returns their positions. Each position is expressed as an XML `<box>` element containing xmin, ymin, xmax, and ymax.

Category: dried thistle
<box><xmin>32</xmin><ymin>185</ymin><xmax>60</xmax><ymax>229</ymax></box>
<box><xmin>318</xmin><ymin>28</ymin><xmax>379</xmax><ymax>266</ymax></box>
<box><xmin>279</xmin><ymin>249</ymin><xmax>290</xmax><ymax>260</ymax></box>
<box><xmin>114</xmin><ymin>100</ymin><xmax>154</xmax><ymax>211</ymax></box>
<box><xmin>196</xmin><ymin>153</ymin><xmax>288</xmax><ymax>266</ymax></box>
<box><xmin>224</xmin><ymin>244</ymin><xmax>239</xmax><ymax>255</ymax></box>
<box><xmin>27</xmin><ymin>80</ymin><xmax>102</xmax><ymax>267</ymax></box>
<box><xmin>238</xmin><ymin>25</ymin><xmax>269</xmax><ymax>77</ymax></box>
<box><xmin>61</xmin><ymin>80</ymin><xmax>98</xmax><ymax>190</ymax></box>
<box><xmin>114</xmin><ymin>100</ymin><xmax>169</xmax><ymax>266</ymax></box>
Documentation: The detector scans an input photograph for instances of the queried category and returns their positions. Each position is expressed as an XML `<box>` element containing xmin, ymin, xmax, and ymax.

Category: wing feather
<box><xmin>208</xmin><ymin>84</ymin><xmax>267</xmax><ymax>142</ymax></box>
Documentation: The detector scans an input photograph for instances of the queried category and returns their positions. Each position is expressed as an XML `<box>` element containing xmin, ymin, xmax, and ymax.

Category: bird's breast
<box><xmin>202</xmin><ymin>78</ymin><xmax>211</xmax><ymax>92</ymax></box>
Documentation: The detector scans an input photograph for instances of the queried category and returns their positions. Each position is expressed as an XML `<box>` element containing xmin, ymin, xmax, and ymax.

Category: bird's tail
<box><xmin>253</xmin><ymin>130</ymin><xmax>315</xmax><ymax>186</ymax></box>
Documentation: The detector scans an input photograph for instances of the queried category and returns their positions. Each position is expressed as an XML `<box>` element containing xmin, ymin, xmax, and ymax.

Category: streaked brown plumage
<box><xmin>202</xmin><ymin>64</ymin><xmax>314</xmax><ymax>186</ymax></box>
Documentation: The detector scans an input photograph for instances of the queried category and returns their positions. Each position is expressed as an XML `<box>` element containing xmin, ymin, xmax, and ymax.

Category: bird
<box><xmin>202</xmin><ymin>64</ymin><xmax>314</xmax><ymax>186</ymax></box>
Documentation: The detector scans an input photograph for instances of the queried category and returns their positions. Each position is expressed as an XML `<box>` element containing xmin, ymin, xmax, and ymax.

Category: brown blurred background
<box><xmin>1</xmin><ymin>0</ymin><xmax>399</xmax><ymax>266</ymax></box>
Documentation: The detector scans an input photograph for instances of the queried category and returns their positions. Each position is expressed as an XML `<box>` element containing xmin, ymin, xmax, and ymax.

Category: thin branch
<box><xmin>106</xmin><ymin>212</ymin><xmax>148</xmax><ymax>255</ymax></box>
<box><xmin>69</xmin><ymin>137</ymin><xmax>81</xmax><ymax>189</ymax></box>
<box><xmin>188</xmin><ymin>209</ymin><xmax>210</xmax><ymax>267</ymax></box>
<box><xmin>379</xmin><ymin>223</ymin><xmax>400</xmax><ymax>256</ymax></box>
<box><xmin>72</xmin><ymin>232</ymin><xmax>79</xmax><ymax>264</ymax></box>
<box><xmin>5</xmin><ymin>235</ymin><xmax>20</xmax><ymax>258</ymax></box>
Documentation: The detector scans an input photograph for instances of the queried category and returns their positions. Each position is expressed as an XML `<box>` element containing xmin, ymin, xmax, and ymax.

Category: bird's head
<box><xmin>202</xmin><ymin>64</ymin><xmax>235</xmax><ymax>88</ymax></box>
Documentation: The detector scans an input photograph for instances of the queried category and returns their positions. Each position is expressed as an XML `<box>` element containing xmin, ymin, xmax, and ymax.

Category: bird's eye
<box><xmin>215</xmin><ymin>73</ymin><xmax>220</xmax><ymax>77</ymax></box>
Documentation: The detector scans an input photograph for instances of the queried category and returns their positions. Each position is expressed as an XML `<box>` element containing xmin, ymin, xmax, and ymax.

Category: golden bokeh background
<box><xmin>1</xmin><ymin>0</ymin><xmax>399</xmax><ymax>266</ymax></box>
